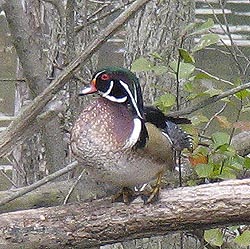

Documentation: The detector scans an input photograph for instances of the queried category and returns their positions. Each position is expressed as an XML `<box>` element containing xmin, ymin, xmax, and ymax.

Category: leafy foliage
<box><xmin>131</xmin><ymin>16</ymin><xmax>250</xmax><ymax>248</ymax></box>
<box><xmin>204</xmin><ymin>229</ymin><xmax>224</xmax><ymax>247</ymax></box>
<box><xmin>234</xmin><ymin>230</ymin><xmax>250</xmax><ymax>246</ymax></box>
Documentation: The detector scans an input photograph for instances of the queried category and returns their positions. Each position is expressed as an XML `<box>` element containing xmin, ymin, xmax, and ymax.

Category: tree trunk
<box><xmin>125</xmin><ymin>0</ymin><xmax>194</xmax><ymax>104</ymax></box>
<box><xmin>0</xmin><ymin>179</ymin><xmax>250</xmax><ymax>249</ymax></box>
<box><xmin>4</xmin><ymin>0</ymin><xmax>66</xmax><ymax>186</ymax></box>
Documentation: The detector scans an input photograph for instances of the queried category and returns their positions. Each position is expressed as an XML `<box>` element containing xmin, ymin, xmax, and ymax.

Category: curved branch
<box><xmin>0</xmin><ymin>179</ymin><xmax>250</xmax><ymax>248</ymax></box>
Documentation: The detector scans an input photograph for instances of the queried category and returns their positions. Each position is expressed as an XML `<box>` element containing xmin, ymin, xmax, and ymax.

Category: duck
<box><xmin>71</xmin><ymin>66</ymin><xmax>192</xmax><ymax>203</ymax></box>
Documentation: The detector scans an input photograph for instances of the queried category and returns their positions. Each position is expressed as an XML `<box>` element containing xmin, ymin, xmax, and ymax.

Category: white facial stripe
<box><xmin>123</xmin><ymin>118</ymin><xmax>142</xmax><ymax>149</ymax></box>
<box><xmin>104</xmin><ymin>95</ymin><xmax>127</xmax><ymax>103</ymax></box>
<box><xmin>119</xmin><ymin>80</ymin><xmax>143</xmax><ymax>119</ymax></box>
<box><xmin>102</xmin><ymin>80</ymin><xmax>114</xmax><ymax>97</ymax></box>
<box><xmin>133</xmin><ymin>83</ymin><xmax>137</xmax><ymax>103</ymax></box>
<box><xmin>81</xmin><ymin>86</ymin><xmax>94</xmax><ymax>94</ymax></box>
<box><xmin>94</xmin><ymin>70</ymin><xmax>105</xmax><ymax>80</ymax></box>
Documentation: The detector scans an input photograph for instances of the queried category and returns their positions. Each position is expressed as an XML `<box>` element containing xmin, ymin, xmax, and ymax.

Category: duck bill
<box><xmin>79</xmin><ymin>79</ymin><xmax>97</xmax><ymax>95</ymax></box>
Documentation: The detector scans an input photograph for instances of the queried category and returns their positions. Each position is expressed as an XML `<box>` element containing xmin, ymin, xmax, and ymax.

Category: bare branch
<box><xmin>0</xmin><ymin>126</ymin><xmax>249</xmax><ymax>211</ymax></box>
<box><xmin>170</xmin><ymin>81</ymin><xmax>250</xmax><ymax>116</ymax></box>
<box><xmin>0</xmin><ymin>161</ymin><xmax>78</xmax><ymax>207</ymax></box>
<box><xmin>0</xmin><ymin>179</ymin><xmax>249</xmax><ymax>248</ymax></box>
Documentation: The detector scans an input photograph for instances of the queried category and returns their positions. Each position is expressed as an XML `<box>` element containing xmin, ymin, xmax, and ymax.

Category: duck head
<box><xmin>80</xmin><ymin>67</ymin><xmax>148</xmax><ymax>148</ymax></box>
<box><xmin>80</xmin><ymin>67</ymin><xmax>145</xmax><ymax>121</ymax></box>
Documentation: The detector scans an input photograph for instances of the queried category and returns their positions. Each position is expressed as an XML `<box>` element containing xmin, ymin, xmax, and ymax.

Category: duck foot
<box><xmin>141</xmin><ymin>171</ymin><xmax>164</xmax><ymax>204</ymax></box>
<box><xmin>111</xmin><ymin>187</ymin><xmax>138</xmax><ymax>204</ymax></box>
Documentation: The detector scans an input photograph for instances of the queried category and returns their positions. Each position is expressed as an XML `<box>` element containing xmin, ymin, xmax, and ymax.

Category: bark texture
<box><xmin>125</xmin><ymin>0</ymin><xmax>194</xmax><ymax>104</ymax></box>
<box><xmin>0</xmin><ymin>179</ymin><xmax>249</xmax><ymax>248</ymax></box>
<box><xmin>4</xmin><ymin>0</ymin><xmax>66</xmax><ymax>186</ymax></box>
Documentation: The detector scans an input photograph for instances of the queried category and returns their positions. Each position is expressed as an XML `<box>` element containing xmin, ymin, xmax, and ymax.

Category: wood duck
<box><xmin>71</xmin><ymin>67</ymin><xmax>192</xmax><ymax>203</ymax></box>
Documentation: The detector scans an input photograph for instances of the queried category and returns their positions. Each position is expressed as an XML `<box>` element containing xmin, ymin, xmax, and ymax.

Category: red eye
<box><xmin>100</xmin><ymin>73</ymin><xmax>110</xmax><ymax>81</ymax></box>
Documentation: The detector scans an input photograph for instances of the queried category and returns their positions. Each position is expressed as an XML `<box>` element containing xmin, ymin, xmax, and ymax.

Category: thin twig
<box><xmin>229</xmin><ymin>97</ymin><xmax>243</xmax><ymax>145</ymax></box>
<box><xmin>176</xmin><ymin>37</ymin><xmax>185</xmax><ymax>110</ymax></box>
<box><xmin>206</xmin><ymin>0</ymin><xmax>246</xmax><ymax>75</ymax></box>
<box><xmin>0</xmin><ymin>78</ymin><xmax>25</xmax><ymax>82</ymax></box>
<box><xmin>170</xmin><ymin>81</ymin><xmax>250</xmax><ymax>117</ymax></box>
<box><xmin>0</xmin><ymin>169</ymin><xmax>18</xmax><ymax>187</ymax></box>
<box><xmin>195</xmin><ymin>68</ymin><xmax>234</xmax><ymax>86</ymax></box>
<box><xmin>0</xmin><ymin>161</ymin><xmax>78</xmax><ymax>207</ymax></box>
<box><xmin>76</xmin><ymin>2</ymin><xmax>131</xmax><ymax>33</ymax></box>
<box><xmin>201</xmin><ymin>102</ymin><xmax>228</xmax><ymax>136</ymax></box>
<box><xmin>63</xmin><ymin>169</ymin><xmax>85</xmax><ymax>204</ymax></box>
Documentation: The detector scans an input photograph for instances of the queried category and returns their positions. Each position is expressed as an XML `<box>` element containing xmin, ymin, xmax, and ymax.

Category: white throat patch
<box><xmin>123</xmin><ymin>118</ymin><xmax>142</xmax><ymax>149</ymax></box>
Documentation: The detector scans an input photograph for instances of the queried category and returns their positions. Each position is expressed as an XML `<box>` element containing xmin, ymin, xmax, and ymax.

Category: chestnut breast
<box><xmin>71</xmin><ymin>97</ymin><xmax>134</xmax><ymax>155</ymax></box>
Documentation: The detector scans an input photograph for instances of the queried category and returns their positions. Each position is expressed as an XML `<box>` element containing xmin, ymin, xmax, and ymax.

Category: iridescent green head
<box><xmin>80</xmin><ymin>66</ymin><xmax>144</xmax><ymax>120</ymax></box>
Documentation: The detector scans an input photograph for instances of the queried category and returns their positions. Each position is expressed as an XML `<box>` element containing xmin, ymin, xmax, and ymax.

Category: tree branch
<box><xmin>0</xmin><ymin>161</ymin><xmax>78</xmax><ymax>208</ymax></box>
<box><xmin>0</xmin><ymin>0</ymin><xmax>150</xmax><ymax>158</ymax></box>
<box><xmin>0</xmin><ymin>172</ymin><xmax>112</xmax><ymax>213</ymax></box>
<box><xmin>0</xmin><ymin>179</ymin><xmax>250</xmax><ymax>248</ymax></box>
<box><xmin>170</xmin><ymin>81</ymin><xmax>250</xmax><ymax>116</ymax></box>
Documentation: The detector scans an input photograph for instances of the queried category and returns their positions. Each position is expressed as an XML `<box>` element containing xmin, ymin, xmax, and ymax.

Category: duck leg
<box><xmin>111</xmin><ymin>187</ymin><xmax>138</xmax><ymax>204</ymax></box>
<box><xmin>142</xmin><ymin>171</ymin><xmax>164</xmax><ymax>204</ymax></box>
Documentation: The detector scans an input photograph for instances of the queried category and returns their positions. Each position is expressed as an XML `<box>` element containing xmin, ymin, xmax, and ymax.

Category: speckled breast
<box><xmin>71</xmin><ymin>98</ymin><xmax>170</xmax><ymax>187</ymax></box>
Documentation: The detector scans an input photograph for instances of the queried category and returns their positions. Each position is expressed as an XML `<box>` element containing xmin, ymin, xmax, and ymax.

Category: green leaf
<box><xmin>154</xmin><ymin>93</ymin><xmax>176</xmax><ymax>112</ymax></box>
<box><xmin>244</xmin><ymin>157</ymin><xmax>250</xmax><ymax>169</ymax></box>
<box><xmin>169</xmin><ymin>61</ymin><xmax>195</xmax><ymax>79</ymax></box>
<box><xmin>234</xmin><ymin>89</ymin><xmax>250</xmax><ymax>99</ymax></box>
<box><xmin>183</xmin><ymin>22</ymin><xmax>198</xmax><ymax>33</ymax></box>
<box><xmin>183</xmin><ymin>82</ymin><xmax>194</xmax><ymax>93</ymax></box>
<box><xmin>179</xmin><ymin>48</ymin><xmax>195</xmax><ymax>63</ymax></box>
<box><xmin>191</xmin><ymin>18</ymin><xmax>215</xmax><ymax>36</ymax></box>
<box><xmin>192</xmin><ymin>34</ymin><xmax>220</xmax><ymax>52</ymax></box>
<box><xmin>150</xmin><ymin>52</ymin><xmax>163</xmax><ymax>60</ymax></box>
<box><xmin>211</xmin><ymin>132</ymin><xmax>230</xmax><ymax>149</ymax></box>
<box><xmin>131</xmin><ymin>57</ymin><xmax>153</xmax><ymax>72</ymax></box>
<box><xmin>152</xmin><ymin>65</ymin><xmax>168</xmax><ymax>75</ymax></box>
<box><xmin>185</xmin><ymin>19</ymin><xmax>214</xmax><ymax>36</ymax></box>
<box><xmin>195</xmin><ymin>164</ymin><xmax>213</xmax><ymax>178</ymax></box>
<box><xmin>215</xmin><ymin>144</ymin><xmax>230</xmax><ymax>153</ymax></box>
<box><xmin>218</xmin><ymin>168</ymin><xmax>237</xmax><ymax>180</ymax></box>
<box><xmin>234</xmin><ymin>230</ymin><xmax>250</xmax><ymax>246</ymax></box>
<box><xmin>229</xmin><ymin>162</ymin><xmax>243</xmax><ymax>171</ymax></box>
<box><xmin>194</xmin><ymin>72</ymin><xmax>213</xmax><ymax>80</ymax></box>
<box><xmin>204</xmin><ymin>229</ymin><xmax>224</xmax><ymax>247</ymax></box>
